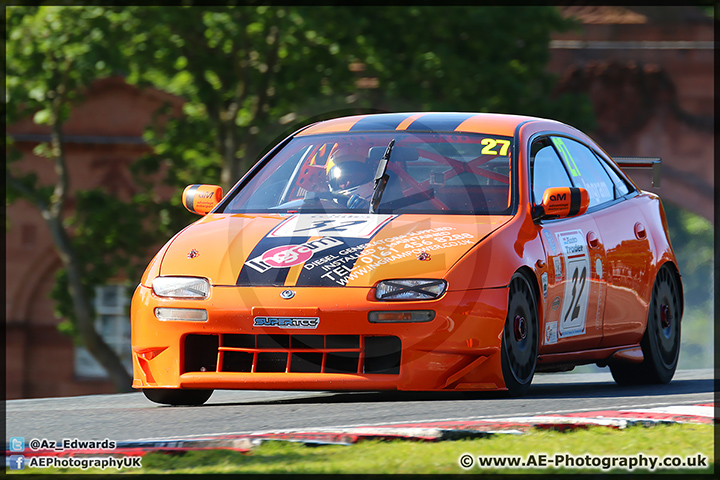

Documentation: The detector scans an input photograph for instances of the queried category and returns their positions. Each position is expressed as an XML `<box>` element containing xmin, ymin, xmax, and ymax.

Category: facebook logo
<box><xmin>8</xmin><ymin>455</ymin><xmax>25</xmax><ymax>470</ymax></box>
<box><xmin>9</xmin><ymin>437</ymin><xmax>25</xmax><ymax>452</ymax></box>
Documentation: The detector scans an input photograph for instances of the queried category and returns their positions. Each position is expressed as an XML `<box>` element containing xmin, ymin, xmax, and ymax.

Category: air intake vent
<box><xmin>183</xmin><ymin>334</ymin><xmax>401</xmax><ymax>375</ymax></box>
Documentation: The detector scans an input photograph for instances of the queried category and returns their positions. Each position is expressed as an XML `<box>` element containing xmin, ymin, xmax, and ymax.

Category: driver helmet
<box><xmin>325</xmin><ymin>145</ymin><xmax>373</xmax><ymax>192</ymax></box>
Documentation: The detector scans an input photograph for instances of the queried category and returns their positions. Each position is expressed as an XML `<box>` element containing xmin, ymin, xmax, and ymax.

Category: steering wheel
<box><xmin>326</xmin><ymin>191</ymin><xmax>369</xmax><ymax>209</ymax></box>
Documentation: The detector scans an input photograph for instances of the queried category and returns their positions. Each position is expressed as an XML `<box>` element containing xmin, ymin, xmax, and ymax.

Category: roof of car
<box><xmin>297</xmin><ymin>112</ymin><xmax>559</xmax><ymax>137</ymax></box>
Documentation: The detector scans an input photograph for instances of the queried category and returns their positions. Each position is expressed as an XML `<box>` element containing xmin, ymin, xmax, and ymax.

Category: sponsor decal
<box><xmin>553</xmin><ymin>256</ymin><xmax>563</xmax><ymax>282</ymax></box>
<box><xmin>543</xmin><ymin>230</ymin><xmax>558</xmax><ymax>255</ymax></box>
<box><xmin>594</xmin><ymin>259</ymin><xmax>605</xmax><ymax>331</ymax></box>
<box><xmin>237</xmin><ymin>216</ymin><xmax>395</xmax><ymax>287</ymax></box>
<box><xmin>579</xmin><ymin>180</ymin><xmax>613</xmax><ymax>202</ymax></box>
<box><xmin>245</xmin><ymin>237</ymin><xmax>344</xmax><ymax>273</ymax></box>
<box><xmin>263</xmin><ymin>245</ymin><xmax>313</xmax><ymax>268</ymax></box>
<box><xmin>544</xmin><ymin>321</ymin><xmax>558</xmax><ymax>345</ymax></box>
<box><xmin>541</xmin><ymin>272</ymin><xmax>548</xmax><ymax>298</ymax></box>
<box><xmin>269</xmin><ymin>214</ymin><xmax>395</xmax><ymax>238</ymax></box>
<box><xmin>335</xmin><ymin>227</ymin><xmax>476</xmax><ymax>286</ymax></box>
<box><xmin>556</xmin><ymin>230</ymin><xmax>590</xmax><ymax>338</ymax></box>
<box><xmin>253</xmin><ymin>317</ymin><xmax>319</xmax><ymax>329</ymax></box>
<box><xmin>552</xmin><ymin>296</ymin><xmax>562</xmax><ymax>311</ymax></box>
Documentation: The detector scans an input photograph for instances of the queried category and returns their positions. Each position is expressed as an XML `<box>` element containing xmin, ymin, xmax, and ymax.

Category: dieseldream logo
<box><xmin>253</xmin><ymin>317</ymin><xmax>320</xmax><ymax>329</ymax></box>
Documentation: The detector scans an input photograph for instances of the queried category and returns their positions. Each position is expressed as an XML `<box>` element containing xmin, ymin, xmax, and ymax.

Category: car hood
<box><xmin>159</xmin><ymin>213</ymin><xmax>511</xmax><ymax>288</ymax></box>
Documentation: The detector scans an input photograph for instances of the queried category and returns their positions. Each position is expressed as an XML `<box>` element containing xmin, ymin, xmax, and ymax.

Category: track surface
<box><xmin>6</xmin><ymin>369</ymin><xmax>713</xmax><ymax>442</ymax></box>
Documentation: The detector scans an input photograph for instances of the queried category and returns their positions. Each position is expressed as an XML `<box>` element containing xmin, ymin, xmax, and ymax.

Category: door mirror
<box><xmin>182</xmin><ymin>184</ymin><xmax>223</xmax><ymax>215</ymax></box>
<box><xmin>533</xmin><ymin>187</ymin><xmax>589</xmax><ymax>221</ymax></box>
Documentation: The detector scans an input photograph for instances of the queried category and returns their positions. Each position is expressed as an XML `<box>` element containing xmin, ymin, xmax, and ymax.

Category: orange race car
<box><xmin>131</xmin><ymin>112</ymin><xmax>683</xmax><ymax>406</ymax></box>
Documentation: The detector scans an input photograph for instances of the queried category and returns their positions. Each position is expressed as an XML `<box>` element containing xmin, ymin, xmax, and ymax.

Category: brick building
<box><xmin>5</xmin><ymin>6</ymin><xmax>713</xmax><ymax>399</ymax></box>
<box><xmin>549</xmin><ymin>6</ymin><xmax>714</xmax><ymax>221</ymax></box>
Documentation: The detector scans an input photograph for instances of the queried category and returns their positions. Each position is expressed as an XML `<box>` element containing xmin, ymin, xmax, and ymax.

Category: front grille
<box><xmin>183</xmin><ymin>334</ymin><xmax>401</xmax><ymax>375</ymax></box>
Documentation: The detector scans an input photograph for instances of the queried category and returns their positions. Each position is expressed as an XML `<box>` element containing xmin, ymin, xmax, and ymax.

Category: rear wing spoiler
<box><xmin>613</xmin><ymin>157</ymin><xmax>661</xmax><ymax>187</ymax></box>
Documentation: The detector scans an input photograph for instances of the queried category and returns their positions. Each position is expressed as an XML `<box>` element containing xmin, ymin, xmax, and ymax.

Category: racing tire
<box><xmin>610</xmin><ymin>265</ymin><xmax>682</xmax><ymax>386</ymax></box>
<box><xmin>143</xmin><ymin>388</ymin><xmax>214</xmax><ymax>406</ymax></box>
<box><xmin>500</xmin><ymin>272</ymin><xmax>539</xmax><ymax>396</ymax></box>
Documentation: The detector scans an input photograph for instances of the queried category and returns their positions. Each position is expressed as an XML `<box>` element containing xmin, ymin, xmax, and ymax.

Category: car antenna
<box><xmin>368</xmin><ymin>138</ymin><xmax>395</xmax><ymax>214</ymax></box>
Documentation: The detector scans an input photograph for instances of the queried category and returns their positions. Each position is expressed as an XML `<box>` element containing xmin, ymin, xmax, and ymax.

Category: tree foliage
<box><xmin>350</xmin><ymin>6</ymin><xmax>591</xmax><ymax>119</ymax></box>
<box><xmin>7</xmin><ymin>7</ymin><xmax>124</xmax><ymax>127</ymax></box>
<box><xmin>120</xmin><ymin>6</ymin><xmax>364</xmax><ymax>191</ymax></box>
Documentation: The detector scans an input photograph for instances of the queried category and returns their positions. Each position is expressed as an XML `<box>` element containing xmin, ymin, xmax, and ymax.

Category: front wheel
<box><xmin>143</xmin><ymin>388</ymin><xmax>214</xmax><ymax>406</ymax></box>
<box><xmin>500</xmin><ymin>272</ymin><xmax>539</xmax><ymax>396</ymax></box>
<box><xmin>610</xmin><ymin>264</ymin><xmax>682</xmax><ymax>385</ymax></box>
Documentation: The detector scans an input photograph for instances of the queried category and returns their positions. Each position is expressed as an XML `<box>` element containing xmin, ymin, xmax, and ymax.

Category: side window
<box><xmin>550</xmin><ymin>137</ymin><xmax>615</xmax><ymax>207</ymax></box>
<box><xmin>531</xmin><ymin>138</ymin><xmax>573</xmax><ymax>205</ymax></box>
<box><xmin>595</xmin><ymin>152</ymin><xmax>631</xmax><ymax>197</ymax></box>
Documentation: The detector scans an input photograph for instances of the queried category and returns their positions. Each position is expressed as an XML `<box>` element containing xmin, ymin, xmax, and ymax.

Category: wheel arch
<box><xmin>516</xmin><ymin>265</ymin><xmax>541</xmax><ymax>316</ymax></box>
<box><xmin>511</xmin><ymin>266</ymin><xmax>543</xmax><ymax>340</ymax></box>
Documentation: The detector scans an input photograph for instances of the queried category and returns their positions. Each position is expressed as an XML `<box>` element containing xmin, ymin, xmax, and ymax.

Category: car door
<box><xmin>531</xmin><ymin>136</ymin><xmax>607</xmax><ymax>353</ymax></box>
<box><xmin>585</xmin><ymin>149</ymin><xmax>650</xmax><ymax>348</ymax></box>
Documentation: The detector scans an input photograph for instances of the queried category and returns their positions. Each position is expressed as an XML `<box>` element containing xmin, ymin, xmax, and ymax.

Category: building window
<box><xmin>74</xmin><ymin>285</ymin><xmax>133</xmax><ymax>379</ymax></box>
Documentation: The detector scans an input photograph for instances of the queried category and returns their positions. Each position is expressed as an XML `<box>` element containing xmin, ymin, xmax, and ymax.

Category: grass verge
<box><xmin>10</xmin><ymin>423</ymin><xmax>714</xmax><ymax>475</ymax></box>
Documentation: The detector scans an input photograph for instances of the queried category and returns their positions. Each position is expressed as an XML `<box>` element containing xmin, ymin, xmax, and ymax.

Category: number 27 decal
<box><xmin>481</xmin><ymin>138</ymin><xmax>511</xmax><ymax>156</ymax></box>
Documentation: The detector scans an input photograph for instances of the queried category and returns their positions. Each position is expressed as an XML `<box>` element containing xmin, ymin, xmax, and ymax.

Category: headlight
<box><xmin>375</xmin><ymin>279</ymin><xmax>447</xmax><ymax>301</ymax></box>
<box><xmin>152</xmin><ymin>276</ymin><xmax>210</xmax><ymax>299</ymax></box>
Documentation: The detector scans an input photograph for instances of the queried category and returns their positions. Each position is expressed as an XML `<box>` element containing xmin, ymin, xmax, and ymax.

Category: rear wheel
<box><xmin>610</xmin><ymin>265</ymin><xmax>682</xmax><ymax>385</ymax></box>
<box><xmin>500</xmin><ymin>272</ymin><xmax>539</xmax><ymax>396</ymax></box>
<box><xmin>143</xmin><ymin>388</ymin><xmax>214</xmax><ymax>406</ymax></box>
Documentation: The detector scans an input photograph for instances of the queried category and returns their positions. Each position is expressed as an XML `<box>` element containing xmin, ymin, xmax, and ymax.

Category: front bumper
<box><xmin>131</xmin><ymin>284</ymin><xmax>509</xmax><ymax>391</ymax></box>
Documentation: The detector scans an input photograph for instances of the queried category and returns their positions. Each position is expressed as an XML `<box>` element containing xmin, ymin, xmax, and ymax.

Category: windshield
<box><xmin>220</xmin><ymin>132</ymin><xmax>513</xmax><ymax>215</ymax></box>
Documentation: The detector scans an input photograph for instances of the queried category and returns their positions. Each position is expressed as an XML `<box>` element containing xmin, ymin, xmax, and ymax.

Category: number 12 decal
<box><xmin>564</xmin><ymin>266</ymin><xmax>587</xmax><ymax>325</ymax></box>
<box><xmin>557</xmin><ymin>230</ymin><xmax>590</xmax><ymax>337</ymax></box>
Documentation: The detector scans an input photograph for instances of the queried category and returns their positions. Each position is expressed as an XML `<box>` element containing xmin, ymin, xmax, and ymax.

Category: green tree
<box><xmin>121</xmin><ymin>6</ymin><xmax>363</xmax><ymax>192</ymax></box>
<box><xmin>350</xmin><ymin>6</ymin><xmax>592</xmax><ymax>122</ymax></box>
<box><xmin>5</xmin><ymin>6</ymin><xmax>146</xmax><ymax>392</ymax></box>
